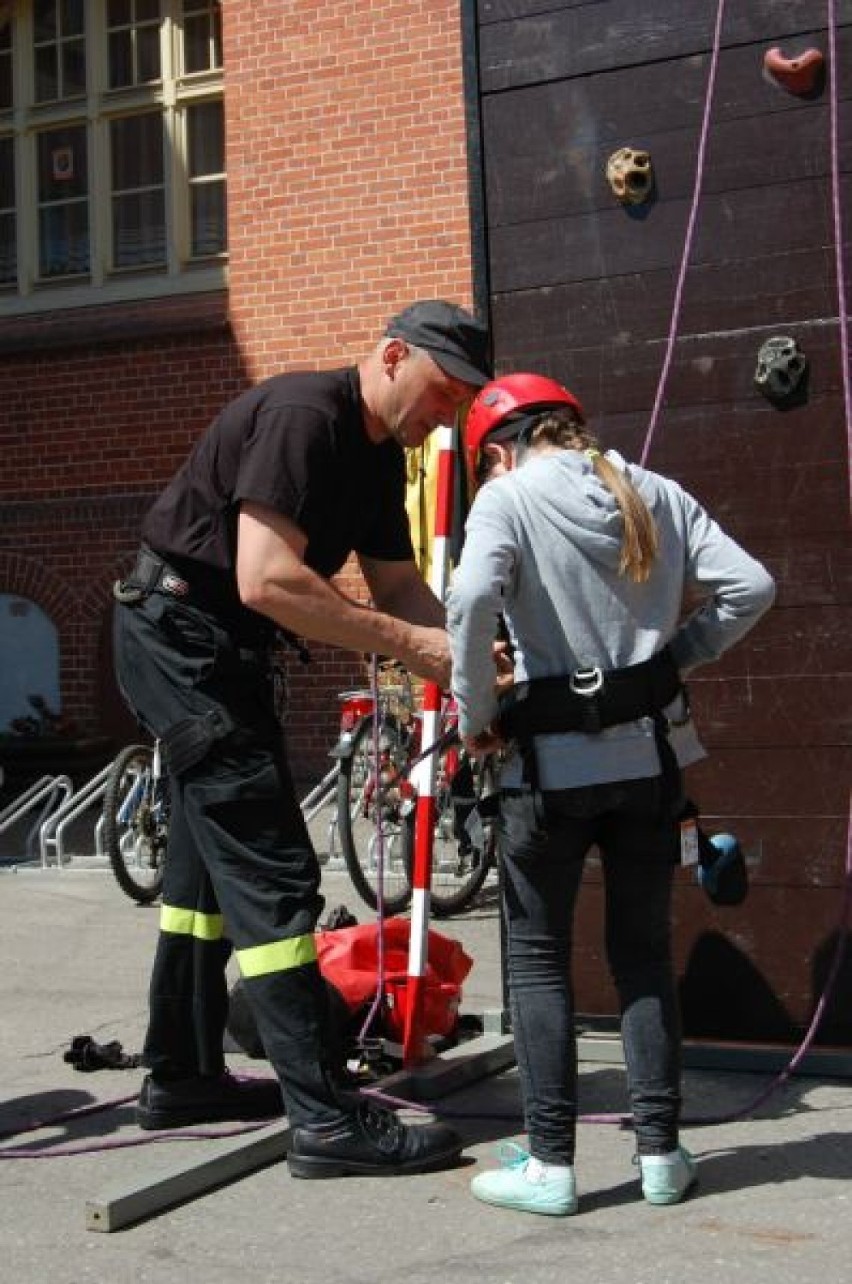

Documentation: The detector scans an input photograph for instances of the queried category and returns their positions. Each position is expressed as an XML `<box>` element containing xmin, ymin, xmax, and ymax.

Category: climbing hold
<box><xmin>606</xmin><ymin>147</ymin><xmax>654</xmax><ymax>205</ymax></box>
<box><xmin>754</xmin><ymin>335</ymin><xmax>808</xmax><ymax>404</ymax></box>
<box><xmin>763</xmin><ymin>46</ymin><xmax>825</xmax><ymax>95</ymax></box>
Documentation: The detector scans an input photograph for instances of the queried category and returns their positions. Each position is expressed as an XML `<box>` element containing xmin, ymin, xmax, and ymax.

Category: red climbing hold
<box><xmin>763</xmin><ymin>47</ymin><xmax>825</xmax><ymax>95</ymax></box>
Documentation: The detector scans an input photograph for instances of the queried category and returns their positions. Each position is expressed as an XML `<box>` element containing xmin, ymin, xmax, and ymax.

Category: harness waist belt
<box><xmin>496</xmin><ymin>647</ymin><xmax>683</xmax><ymax>740</ymax></box>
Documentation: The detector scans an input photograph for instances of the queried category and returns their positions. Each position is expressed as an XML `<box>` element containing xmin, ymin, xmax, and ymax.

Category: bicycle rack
<box><xmin>300</xmin><ymin>764</ymin><xmax>343</xmax><ymax>869</ymax></box>
<box><xmin>0</xmin><ymin>774</ymin><xmax>74</xmax><ymax>862</ymax></box>
<box><xmin>39</xmin><ymin>763</ymin><xmax>113</xmax><ymax>869</ymax></box>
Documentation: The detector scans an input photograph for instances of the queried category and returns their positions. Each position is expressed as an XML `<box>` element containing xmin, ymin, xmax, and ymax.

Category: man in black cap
<box><xmin>112</xmin><ymin>300</ymin><xmax>490</xmax><ymax>1179</ymax></box>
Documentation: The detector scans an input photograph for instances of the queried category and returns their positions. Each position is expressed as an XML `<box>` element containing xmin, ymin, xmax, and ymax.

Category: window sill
<box><xmin>0</xmin><ymin>261</ymin><xmax>227</xmax><ymax>318</ymax></box>
<box><xmin>0</xmin><ymin>276</ymin><xmax>230</xmax><ymax>354</ymax></box>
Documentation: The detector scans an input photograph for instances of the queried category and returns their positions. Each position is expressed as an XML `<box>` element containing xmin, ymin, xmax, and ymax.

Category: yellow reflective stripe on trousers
<box><xmin>160</xmin><ymin>904</ymin><xmax>225</xmax><ymax>941</ymax></box>
<box><xmin>237</xmin><ymin>934</ymin><xmax>317</xmax><ymax>978</ymax></box>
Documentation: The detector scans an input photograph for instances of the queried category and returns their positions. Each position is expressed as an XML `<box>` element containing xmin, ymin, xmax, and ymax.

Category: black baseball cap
<box><xmin>385</xmin><ymin>300</ymin><xmax>492</xmax><ymax>388</ymax></box>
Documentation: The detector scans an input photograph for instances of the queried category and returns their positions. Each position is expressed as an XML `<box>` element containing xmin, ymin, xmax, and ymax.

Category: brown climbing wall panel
<box><xmin>475</xmin><ymin>0</ymin><xmax>852</xmax><ymax>1042</ymax></box>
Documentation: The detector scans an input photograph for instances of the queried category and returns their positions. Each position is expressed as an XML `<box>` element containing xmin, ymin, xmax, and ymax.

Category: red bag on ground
<box><xmin>314</xmin><ymin>917</ymin><xmax>473</xmax><ymax>1042</ymax></box>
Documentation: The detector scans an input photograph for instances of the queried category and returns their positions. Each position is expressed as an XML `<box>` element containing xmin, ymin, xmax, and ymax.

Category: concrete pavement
<box><xmin>2</xmin><ymin>824</ymin><xmax>851</xmax><ymax>1284</ymax></box>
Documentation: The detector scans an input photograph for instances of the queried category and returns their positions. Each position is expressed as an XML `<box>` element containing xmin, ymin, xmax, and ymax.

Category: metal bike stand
<box><xmin>0</xmin><ymin>774</ymin><xmax>73</xmax><ymax>863</ymax></box>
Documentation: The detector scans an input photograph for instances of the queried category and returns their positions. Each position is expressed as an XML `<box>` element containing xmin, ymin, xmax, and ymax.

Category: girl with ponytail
<box><xmin>448</xmin><ymin>373</ymin><xmax>775</xmax><ymax>1218</ymax></box>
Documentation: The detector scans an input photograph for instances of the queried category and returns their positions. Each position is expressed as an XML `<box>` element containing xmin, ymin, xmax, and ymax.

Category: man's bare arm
<box><xmin>359</xmin><ymin>554</ymin><xmax>445</xmax><ymax>628</ymax></box>
<box><xmin>236</xmin><ymin>502</ymin><xmax>450</xmax><ymax>686</ymax></box>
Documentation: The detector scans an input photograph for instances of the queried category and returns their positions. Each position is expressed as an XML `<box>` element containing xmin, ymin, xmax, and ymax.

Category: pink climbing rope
<box><xmin>638</xmin><ymin>0</ymin><xmax>728</xmax><ymax>468</ymax></box>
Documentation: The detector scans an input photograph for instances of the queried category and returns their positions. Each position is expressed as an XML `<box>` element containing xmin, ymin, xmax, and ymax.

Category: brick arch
<box><xmin>76</xmin><ymin>553</ymin><xmax>142</xmax><ymax>746</ymax></box>
<box><xmin>0</xmin><ymin>551</ymin><xmax>128</xmax><ymax>740</ymax></box>
<box><xmin>0</xmin><ymin>550</ymin><xmax>78</xmax><ymax>627</ymax></box>
<box><xmin>0</xmin><ymin>551</ymin><xmax>73</xmax><ymax>737</ymax></box>
<box><xmin>75</xmin><ymin>551</ymin><xmax>138</xmax><ymax>620</ymax></box>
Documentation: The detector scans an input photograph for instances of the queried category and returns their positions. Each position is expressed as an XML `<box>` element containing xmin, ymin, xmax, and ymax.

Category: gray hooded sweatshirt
<box><xmin>446</xmin><ymin>448</ymin><xmax>776</xmax><ymax>790</ymax></box>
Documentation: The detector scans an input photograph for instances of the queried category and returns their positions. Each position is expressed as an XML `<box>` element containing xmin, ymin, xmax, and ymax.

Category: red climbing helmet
<box><xmin>464</xmin><ymin>373</ymin><xmax>585</xmax><ymax>483</ymax></box>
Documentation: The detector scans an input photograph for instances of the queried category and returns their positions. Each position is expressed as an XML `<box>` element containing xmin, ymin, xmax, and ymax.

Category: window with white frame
<box><xmin>0</xmin><ymin>0</ymin><xmax>226</xmax><ymax>312</ymax></box>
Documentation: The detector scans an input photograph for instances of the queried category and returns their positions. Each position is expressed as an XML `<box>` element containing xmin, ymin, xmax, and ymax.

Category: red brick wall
<box><xmin>0</xmin><ymin>311</ymin><xmax>247</xmax><ymax>766</ymax></box>
<box><xmin>0</xmin><ymin>319</ymin><xmax>242</xmax><ymax>499</ymax></box>
<box><xmin>223</xmin><ymin>0</ymin><xmax>475</xmax><ymax>375</ymax></box>
<box><xmin>221</xmin><ymin>0</ymin><xmax>476</xmax><ymax>772</ymax></box>
<box><xmin>0</xmin><ymin>1</ymin><xmax>475</xmax><ymax>779</ymax></box>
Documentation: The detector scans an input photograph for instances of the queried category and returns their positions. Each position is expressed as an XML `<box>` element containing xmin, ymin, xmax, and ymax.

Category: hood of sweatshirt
<box><xmin>482</xmin><ymin>446</ymin><xmax>638</xmax><ymax>573</ymax></box>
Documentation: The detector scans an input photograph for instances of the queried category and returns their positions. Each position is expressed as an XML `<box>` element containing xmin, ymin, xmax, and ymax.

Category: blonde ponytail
<box><xmin>527</xmin><ymin>410</ymin><xmax>658</xmax><ymax>582</ymax></box>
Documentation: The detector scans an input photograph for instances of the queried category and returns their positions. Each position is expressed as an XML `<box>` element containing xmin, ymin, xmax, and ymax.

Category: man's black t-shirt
<box><xmin>142</xmin><ymin>366</ymin><xmax>413</xmax><ymax>638</ymax></box>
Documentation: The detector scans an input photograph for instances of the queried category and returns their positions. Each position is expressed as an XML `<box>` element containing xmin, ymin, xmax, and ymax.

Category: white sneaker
<box><xmin>639</xmin><ymin>1147</ymin><xmax>697</xmax><ymax>1205</ymax></box>
<box><xmin>471</xmin><ymin>1144</ymin><xmax>578</xmax><ymax>1216</ymax></box>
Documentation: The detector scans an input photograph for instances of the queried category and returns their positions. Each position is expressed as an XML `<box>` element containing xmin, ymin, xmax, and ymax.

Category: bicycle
<box><xmin>334</xmin><ymin>663</ymin><xmax>498</xmax><ymax>918</ymax></box>
<box><xmin>102</xmin><ymin>740</ymin><xmax>169</xmax><ymax>905</ymax></box>
<box><xmin>104</xmin><ymin>665</ymin><xmax>498</xmax><ymax>917</ymax></box>
<box><xmin>102</xmin><ymin>734</ymin><xmax>338</xmax><ymax>906</ymax></box>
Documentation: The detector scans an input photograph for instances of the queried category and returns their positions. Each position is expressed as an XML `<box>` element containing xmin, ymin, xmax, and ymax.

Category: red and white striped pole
<box><xmin>402</xmin><ymin>421</ymin><xmax>456</xmax><ymax>1066</ymax></box>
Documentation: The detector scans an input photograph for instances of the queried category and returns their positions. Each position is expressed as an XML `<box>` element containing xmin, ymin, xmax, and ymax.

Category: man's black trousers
<box><xmin>113</xmin><ymin>590</ymin><xmax>344</xmax><ymax>1127</ymax></box>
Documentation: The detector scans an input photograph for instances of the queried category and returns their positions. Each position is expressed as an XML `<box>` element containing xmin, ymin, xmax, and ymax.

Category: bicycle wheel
<box><xmin>405</xmin><ymin>746</ymin><xmax>498</xmax><ymax>917</ymax></box>
<box><xmin>336</xmin><ymin>714</ymin><xmax>413</xmax><ymax>915</ymax></box>
<box><xmin>103</xmin><ymin>743</ymin><xmax>167</xmax><ymax>905</ymax></box>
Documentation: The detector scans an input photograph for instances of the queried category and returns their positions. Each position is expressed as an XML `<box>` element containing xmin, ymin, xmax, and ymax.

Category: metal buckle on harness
<box><xmin>569</xmin><ymin>666</ymin><xmax>603</xmax><ymax>697</ymax></box>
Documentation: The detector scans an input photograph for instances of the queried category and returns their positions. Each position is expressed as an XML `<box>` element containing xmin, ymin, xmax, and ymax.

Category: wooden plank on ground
<box><xmin>85</xmin><ymin>1124</ymin><xmax>291</xmax><ymax>1233</ymax></box>
<box><xmin>370</xmin><ymin>1034</ymin><xmax>517</xmax><ymax>1103</ymax></box>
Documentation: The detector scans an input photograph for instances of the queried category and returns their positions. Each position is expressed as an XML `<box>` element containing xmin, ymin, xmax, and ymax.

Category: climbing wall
<box><xmin>476</xmin><ymin>0</ymin><xmax>852</xmax><ymax>1043</ymax></box>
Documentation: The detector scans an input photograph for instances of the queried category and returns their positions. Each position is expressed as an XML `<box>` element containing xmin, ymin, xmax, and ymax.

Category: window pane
<box><xmin>190</xmin><ymin>180</ymin><xmax>225</xmax><ymax>257</ymax></box>
<box><xmin>38</xmin><ymin>125</ymin><xmax>87</xmax><ymax>201</ymax></box>
<box><xmin>187</xmin><ymin>100</ymin><xmax>222</xmax><ymax>177</ymax></box>
<box><xmin>0</xmin><ymin>19</ymin><xmax>11</xmax><ymax>111</ymax></box>
<box><xmin>183</xmin><ymin>14</ymin><xmax>208</xmax><ymax>74</ymax></box>
<box><xmin>108</xmin><ymin>28</ymin><xmax>132</xmax><ymax>87</ymax></box>
<box><xmin>0</xmin><ymin>137</ymin><xmax>14</xmax><ymax>283</ymax></box>
<box><xmin>0</xmin><ymin>49</ymin><xmax>11</xmax><ymax>113</ymax></box>
<box><xmin>0</xmin><ymin>211</ymin><xmax>15</xmax><ymax>284</ymax></box>
<box><xmin>34</xmin><ymin>0</ymin><xmax>86</xmax><ymax>101</ymax></box>
<box><xmin>137</xmin><ymin>0</ymin><xmax>160</xmax><ymax>21</ymax></box>
<box><xmin>62</xmin><ymin>0</ymin><xmax>85</xmax><ymax>37</ymax></box>
<box><xmin>137</xmin><ymin>25</ymin><xmax>161</xmax><ymax>82</ymax></box>
<box><xmin>62</xmin><ymin>39</ymin><xmax>86</xmax><ymax>96</ymax></box>
<box><xmin>34</xmin><ymin>0</ymin><xmax>57</xmax><ymax>43</ymax></box>
<box><xmin>35</xmin><ymin>45</ymin><xmax>58</xmax><ymax>102</ymax></box>
<box><xmin>112</xmin><ymin>189</ymin><xmax>165</xmax><ymax>267</ymax></box>
<box><xmin>39</xmin><ymin>199</ymin><xmax>89</xmax><ymax>276</ymax></box>
<box><xmin>0</xmin><ymin>135</ymin><xmax>13</xmax><ymax>206</ymax></box>
<box><xmin>111</xmin><ymin>114</ymin><xmax>163</xmax><ymax>188</ymax></box>
<box><xmin>212</xmin><ymin>3</ymin><xmax>222</xmax><ymax>68</ymax></box>
<box><xmin>107</xmin><ymin>0</ymin><xmax>132</xmax><ymax>25</ymax></box>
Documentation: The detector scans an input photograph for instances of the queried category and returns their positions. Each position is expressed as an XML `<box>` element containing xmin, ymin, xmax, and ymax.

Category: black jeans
<box><xmin>114</xmin><ymin>590</ymin><xmax>345</xmax><ymax>1128</ymax></box>
<box><xmin>500</xmin><ymin>779</ymin><xmax>682</xmax><ymax>1164</ymax></box>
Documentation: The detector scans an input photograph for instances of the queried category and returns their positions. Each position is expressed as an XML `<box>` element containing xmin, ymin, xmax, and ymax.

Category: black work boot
<box><xmin>287</xmin><ymin>1102</ymin><xmax>463</xmax><ymax>1178</ymax></box>
<box><xmin>136</xmin><ymin>1071</ymin><xmax>284</xmax><ymax>1130</ymax></box>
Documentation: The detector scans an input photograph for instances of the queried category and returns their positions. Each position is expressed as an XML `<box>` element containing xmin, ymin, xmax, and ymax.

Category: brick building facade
<box><xmin>0</xmin><ymin>1</ymin><xmax>478</xmax><ymax>780</ymax></box>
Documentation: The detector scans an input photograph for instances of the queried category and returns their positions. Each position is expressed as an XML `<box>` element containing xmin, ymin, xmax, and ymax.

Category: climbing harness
<box><xmin>495</xmin><ymin>647</ymin><xmax>687</xmax><ymax>824</ymax></box>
